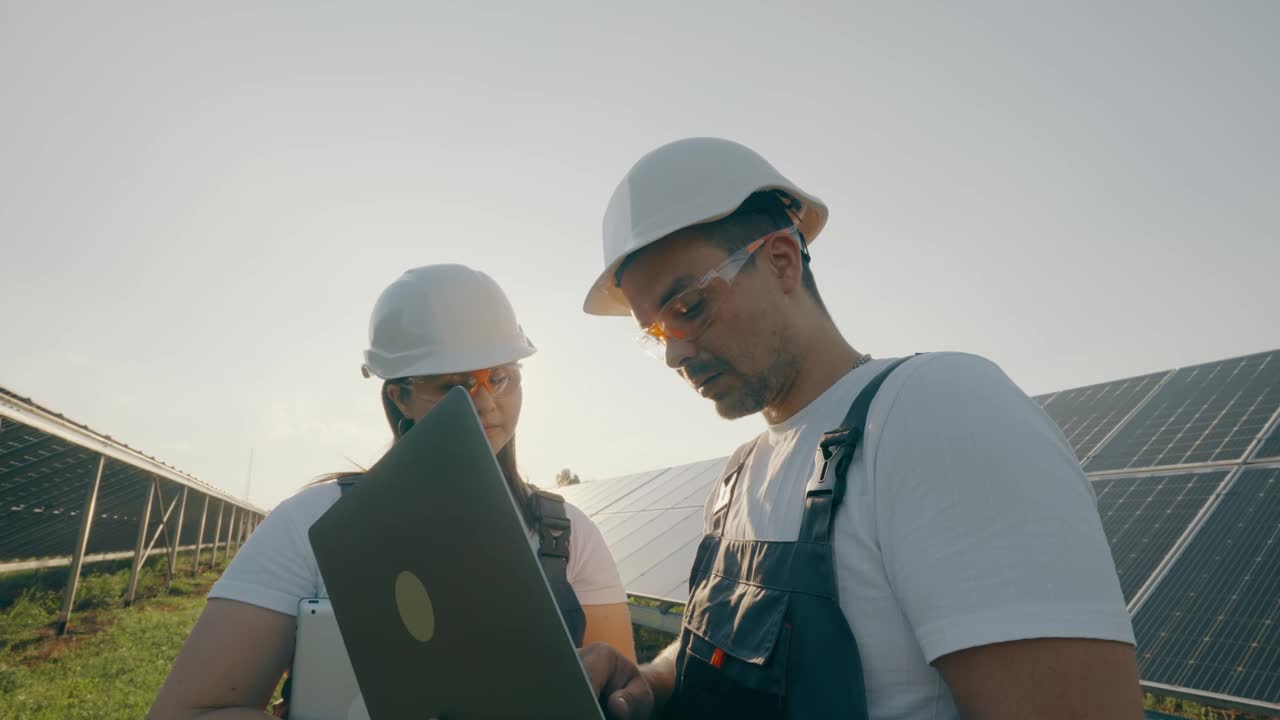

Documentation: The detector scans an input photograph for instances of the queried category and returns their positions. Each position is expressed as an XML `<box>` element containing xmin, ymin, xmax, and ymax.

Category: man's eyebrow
<box><xmin>657</xmin><ymin>274</ymin><xmax>697</xmax><ymax>309</ymax></box>
<box><xmin>428</xmin><ymin>373</ymin><xmax>470</xmax><ymax>383</ymax></box>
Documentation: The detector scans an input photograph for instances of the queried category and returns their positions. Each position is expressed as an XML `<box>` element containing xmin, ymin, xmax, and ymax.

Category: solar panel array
<box><xmin>1</xmin><ymin>388</ymin><xmax>264</xmax><ymax>575</ymax></box>
<box><xmin>1132</xmin><ymin>466</ymin><xmax>1280</xmax><ymax>706</ymax></box>
<box><xmin>1085</xmin><ymin>351</ymin><xmax>1280</xmax><ymax>472</ymax></box>
<box><xmin>561</xmin><ymin>348</ymin><xmax>1280</xmax><ymax>713</ymax></box>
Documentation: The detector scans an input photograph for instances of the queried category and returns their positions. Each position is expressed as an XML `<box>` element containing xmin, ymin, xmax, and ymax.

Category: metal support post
<box><xmin>125</xmin><ymin>477</ymin><xmax>157</xmax><ymax>607</ymax></box>
<box><xmin>192</xmin><ymin>495</ymin><xmax>209</xmax><ymax>575</ymax></box>
<box><xmin>211</xmin><ymin>501</ymin><xmax>225</xmax><ymax>566</ymax></box>
<box><xmin>56</xmin><ymin>455</ymin><xmax>106</xmax><ymax>635</ymax></box>
<box><xmin>167</xmin><ymin>487</ymin><xmax>188</xmax><ymax>587</ymax></box>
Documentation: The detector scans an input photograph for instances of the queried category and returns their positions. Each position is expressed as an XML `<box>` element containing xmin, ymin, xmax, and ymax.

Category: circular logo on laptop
<box><xmin>394</xmin><ymin>570</ymin><xmax>436</xmax><ymax>642</ymax></box>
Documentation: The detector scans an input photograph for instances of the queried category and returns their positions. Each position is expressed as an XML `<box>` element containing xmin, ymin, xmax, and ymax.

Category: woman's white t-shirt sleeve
<box><xmin>873</xmin><ymin>353</ymin><xmax>1136</xmax><ymax>663</ymax></box>
<box><xmin>565</xmin><ymin>502</ymin><xmax>628</xmax><ymax>606</ymax></box>
<box><xmin>207</xmin><ymin>489</ymin><xmax>327</xmax><ymax>617</ymax></box>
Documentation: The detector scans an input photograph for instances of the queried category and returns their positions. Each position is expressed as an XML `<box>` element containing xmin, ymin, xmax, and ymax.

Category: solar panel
<box><xmin>611</xmin><ymin>507</ymin><xmax>703</xmax><ymax>585</ymax></box>
<box><xmin>619</xmin><ymin>509</ymin><xmax>705</xmax><ymax>601</ymax></box>
<box><xmin>556</xmin><ymin>459</ymin><xmax>725</xmax><ymax>602</ymax></box>
<box><xmin>627</xmin><ymin>530</ymin><xmax>702</xmax><ymax>601</ymax></box>
<box><xmin>1085</xmin><ymin>351</ymin><xmax>1280</xmax><ymax>472</ymax></box>
<box><xmin>1131</xmin><ymin>466</ymin><xmax>1280</xmax><ymax>706</ymax></box>
<box><xmin>556</xmin><ymin>467</ymin><xmax>669</xmax><ymax>516</ymax></box>
<box><xmin>601</xmin><ymin>458</ymin><xmax>724</xmax><ymax>514</ymax></box>
<box><xmin>1091</xmin><ymin>470</ymin><xmax>1227</xmax><ymax>603</ymax></box>
<box><xmin>1038</xmin><ymin>372</ymin><xmax>1168</xmax><ymax>461</ymax></box>
<box><xmin>1253</xmin><ymin>421</ymin><xmax>1280</xmax><ymax>462</ymax></box>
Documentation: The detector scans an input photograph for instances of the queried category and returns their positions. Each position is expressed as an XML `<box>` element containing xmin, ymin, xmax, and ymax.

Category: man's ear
<box><xmin>762</xmin><ymin>233</ymin><xmax>804</xmax><ymax>294</ymax></box>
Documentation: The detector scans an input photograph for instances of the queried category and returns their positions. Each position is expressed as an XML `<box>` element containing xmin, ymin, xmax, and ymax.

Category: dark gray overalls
<box><xmin>664</xmin><ymin>358</ymin><xmax>911</xmax><ymax>719</ymax></box>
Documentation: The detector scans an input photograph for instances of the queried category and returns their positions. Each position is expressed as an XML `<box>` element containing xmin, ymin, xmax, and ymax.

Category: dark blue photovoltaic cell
<box><xmin>1091</xmin><ymin>471</ymin><xmax>1226</xmax><ymax>603</ymax></box>
<box><xmin>1254</xmin><ymin>422</ymin><xmax>1280</xmax><ymax>461</ymax></box>
<box><xmin>1086</xmin><ymin>351</ymin><xmax>1280</xmax><ymax>472</ymax></box>
<box><xmin>1038</xmin><ymin>372</ymin><xmax>1168</xmax><ymax>461</ymax></box>
<box><xmin>1132</xmin><ymin>466</ymin><xmax>1280</xmax><ymax>705</ymax></box>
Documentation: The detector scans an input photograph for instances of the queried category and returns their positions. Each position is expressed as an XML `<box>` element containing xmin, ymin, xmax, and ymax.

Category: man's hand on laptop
<box><xmin>579</xmin><ymin>642</ymin><xmax>656</xmax><ymax>719</ymax></box>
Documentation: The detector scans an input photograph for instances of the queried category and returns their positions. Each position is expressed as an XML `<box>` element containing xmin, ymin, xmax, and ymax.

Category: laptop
<box><xmin>308</xmin><ymin>387</ymin><xmax>606</xmax><ymax>720</ymax></box>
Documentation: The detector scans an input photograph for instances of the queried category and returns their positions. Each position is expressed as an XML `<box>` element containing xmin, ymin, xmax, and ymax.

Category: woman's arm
<box><xmin>149</xmin><ymin>598</ymin><xmax>296</xmax><ymax>719</ymax></box>
<box><xmin>582</xmin><ymin>602</ymin><xmax>638</xmax><ymax>662</ymax></box>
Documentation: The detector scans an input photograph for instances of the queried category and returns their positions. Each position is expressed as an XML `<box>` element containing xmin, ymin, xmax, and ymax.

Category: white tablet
<box><xmin>290</xmin><ymin>597</ymin><xmax>367</xmax><ymax>720</ymax></box>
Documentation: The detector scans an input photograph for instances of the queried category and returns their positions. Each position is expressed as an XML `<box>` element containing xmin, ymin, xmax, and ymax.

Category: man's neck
<box><xmin>762</xmin><ymin>330</ymin><xmax>862</xmax><ymax>425</ymax></box>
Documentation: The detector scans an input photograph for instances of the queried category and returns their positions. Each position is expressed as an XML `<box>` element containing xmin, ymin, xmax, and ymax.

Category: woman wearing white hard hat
<box><xmin>152</xmin><ymin>264</ymin><xmax>634</xmax><ymax>719</ymax></box>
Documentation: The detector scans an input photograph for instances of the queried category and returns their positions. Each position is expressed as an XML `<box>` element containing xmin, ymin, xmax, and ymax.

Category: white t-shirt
<box><xmin>210</xmin><ymin>482</ymin><xmax>627</xmax><ymax>616</ymax></box>
<box><xmin>706</xmin><ymin>353</ymin><xmax>1134</xmax><ymax>720</ymax></box>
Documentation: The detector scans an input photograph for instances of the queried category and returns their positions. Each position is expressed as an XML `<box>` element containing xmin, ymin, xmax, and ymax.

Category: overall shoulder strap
<box><xmin>798</xmin><ymin>355</ymin><xmax>920</xmax><ymax>544</ymax></box>
<box><xmin>708</xmin><ymin>436</ymin><xmax>762</xmax><ymax>537</ymax></box>
<box><xmin>526</xmin><ymin>485</ymin><xmax>587</xmax><ymax>646</ymax></box>
<box><xmin>527</xmin><ymin>487</ymin><xmax>572</xmax><ymax>559</ymax></box>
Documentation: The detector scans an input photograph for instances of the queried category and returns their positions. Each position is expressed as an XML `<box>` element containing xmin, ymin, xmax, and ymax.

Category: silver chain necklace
<box><xmin>853</xmin><ymin>353</ymin><xmax>873</xmax><ymax>370</ymax></box>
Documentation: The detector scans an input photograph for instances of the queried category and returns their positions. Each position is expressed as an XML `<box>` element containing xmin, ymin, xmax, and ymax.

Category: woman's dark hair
<box><xmin>313</xmin><ymin>379</ymin><xmax>536</xmax><ymax>525</ymax></box>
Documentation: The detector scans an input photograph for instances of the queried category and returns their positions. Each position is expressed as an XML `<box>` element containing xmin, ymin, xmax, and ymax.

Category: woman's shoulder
<box><xmin>266</xmin><ymin>481</ymin><xmax>344</xmax><ymax>528</ymax></box>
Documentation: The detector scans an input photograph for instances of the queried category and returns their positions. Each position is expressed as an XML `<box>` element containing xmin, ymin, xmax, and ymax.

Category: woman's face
<box><xmin>390</xmin><ymin>364</ymin><xmax>523</xmax><ymax>451</ymax></box>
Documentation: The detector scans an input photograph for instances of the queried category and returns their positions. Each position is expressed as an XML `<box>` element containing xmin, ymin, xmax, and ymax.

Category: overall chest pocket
<box><xmin>683</xmin><ymin>574</ymin><xmax>792</xmax><ymax>698</ymax></box>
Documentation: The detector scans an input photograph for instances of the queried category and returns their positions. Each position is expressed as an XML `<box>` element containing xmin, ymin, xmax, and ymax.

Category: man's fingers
<box><xmin>579</xmin><ymin>643</ymin><xmax>616</xmax><ymax>695</ymax></box>
<box><xmin>578</xmin><ymin>643</ymin><xmax>655</xmax><ymax>720</ymax></box>
<box><xmin>605</xmin><ymin>676</ymin><xmax>654</xmax><ymax>720</ymax></box>
<box><xmin>606</xmin><ymin>693</ymin><xmax>631</xmax><ymax>718</ymax></box>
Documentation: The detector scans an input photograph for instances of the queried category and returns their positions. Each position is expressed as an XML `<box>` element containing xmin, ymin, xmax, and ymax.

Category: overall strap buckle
<box><xmin>799</xmin><ymin>356</ymin><xmax>918</xmax><ymax>544</ymax></box>
<box><xmin>812</xmin><ymin>427</ymin><xmax>864</xmax><ymax>506</ymax></box>
<box><xmin>539</xmin><ymin>513</ymin><xmax>571</xmax><ymax>559</ymax></box>
<box><xmin>529</xmin><ymin>488</ymin><xmax>572</xmax><ymax>559</ymax></box>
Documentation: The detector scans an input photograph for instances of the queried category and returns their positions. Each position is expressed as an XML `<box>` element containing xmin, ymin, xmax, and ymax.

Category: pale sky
<box><xmin>2</xmin><ymin>2</ymin><xmax>1277</xmax><ymax>509</ymax></box>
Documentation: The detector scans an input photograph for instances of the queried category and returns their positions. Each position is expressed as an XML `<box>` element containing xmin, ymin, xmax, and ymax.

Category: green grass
<box><xmin>0</xmin><ymin>551</ymin><xmax>230</xmax><ymax>720</ymax></box>
<box><xmin>1142</xmin><ymin>693</ymin><xmax>1271</xmax><ymax>720</ymax></box>
<box><xmin>0</xmin><ymin>593</ymin><xmax>208</xmax><ymax>719</ymax></box>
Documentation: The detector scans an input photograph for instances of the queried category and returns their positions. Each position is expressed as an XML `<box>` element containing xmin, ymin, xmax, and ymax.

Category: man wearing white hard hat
<box><xmin>579</xmin><ymin>139</ymin><xmax>1142</xmax><ymax>719</ymax></box>
<box><xmin>153</xmin><ymin>265</ymin><xmax>635</xmax><ymax>719</ymax></box>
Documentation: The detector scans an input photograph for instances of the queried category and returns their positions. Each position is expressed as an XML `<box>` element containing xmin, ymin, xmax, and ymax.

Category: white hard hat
<box><xmin>362</xmin><ymin>264</ymin><xmax>536</xmax><ymax>379</ymax></box>
<box><xmin>583</xmin><ymin>137</ymin><xmax>828</xmax><ymax>316</ymax></box>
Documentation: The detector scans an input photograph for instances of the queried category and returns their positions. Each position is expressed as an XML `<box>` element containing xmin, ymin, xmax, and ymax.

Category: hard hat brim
<box><xmin>363</xmin><ymin>341</ymin><xmax>536</xmax><ymax>381</ymax></box>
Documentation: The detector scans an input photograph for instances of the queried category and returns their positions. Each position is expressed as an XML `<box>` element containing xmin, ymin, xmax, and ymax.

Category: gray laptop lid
<box><xmin>308</xmin><ymin>388</ymin><xmax>605</xmax><ymax>720</ymax></box>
